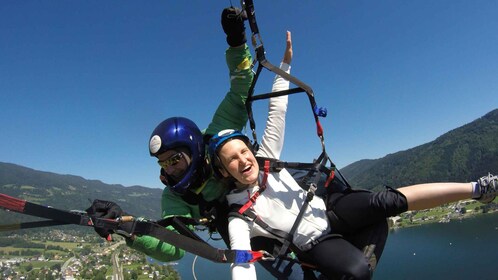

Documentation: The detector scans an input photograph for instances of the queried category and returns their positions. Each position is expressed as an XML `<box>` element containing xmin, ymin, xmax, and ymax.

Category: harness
<box><xmin>243</xmin><ymin>0</ymin><xmax>326</xmax><ymax>150</ymax></box>
<box><xmin>241</xmin><ymin>0</ymin><xmax>352</xmax><ymax>192</ymax></box>
<box><xmin>235</xmin><ymin>1</ymin><xmax>361</xmax><ymax>277</ymax></box>
<box><xmin>228</xmin><ymin>158</ymin><xmax>348</xmax><ymax>270</ymax></box>
<box><xmin>179</xmin><ymin>188</ymin><xmax>230</xmax><ymax>243</ymax></box>
<box><xmin>0</xmin><ymin>192</ymin><xmax>273</xmax><ymax>264</ymax></box>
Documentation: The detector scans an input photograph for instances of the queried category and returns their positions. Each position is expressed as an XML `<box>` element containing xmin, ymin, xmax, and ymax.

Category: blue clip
<box><xmin>314</xmin><ymin>105</ymin><xmax>328</xmax><ymax>117</ymax></box>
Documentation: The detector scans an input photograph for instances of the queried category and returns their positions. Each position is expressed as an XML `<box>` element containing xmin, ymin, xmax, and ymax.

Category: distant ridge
<box><xmin>0</xmin><ymin>162</ymin><xmax>163</xmax><ymax>226</ymax></box>
<box><xmin>341</xmin><ymin>109</ymin><xmax>498</xmax><ymax>191</ymax></box>
<box><xmin>1</xmin><ymin>109</ymin><xmax>497</xmax><ymax>227</ymax></box>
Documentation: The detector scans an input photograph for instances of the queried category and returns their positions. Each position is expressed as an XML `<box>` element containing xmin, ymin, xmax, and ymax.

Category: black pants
<box><xmin>308</xmin><ymin>187</ymin><xmax>408</xmax><ymax>280</ymax></box>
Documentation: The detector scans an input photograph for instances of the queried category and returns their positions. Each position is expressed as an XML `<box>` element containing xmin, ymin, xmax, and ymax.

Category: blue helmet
<box><xmin>149</xmin><ymin>117</ymin><xmax>206</xmax><ymax>195</ymax></box>
<box><xmin>208</xmin><ymin>129</ymin><xmax>251</xmax><ymax>178</ymax></box>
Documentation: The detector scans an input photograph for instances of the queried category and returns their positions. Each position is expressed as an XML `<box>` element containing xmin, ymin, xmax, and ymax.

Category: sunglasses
<box><xmin>157</xmin><ymin>152</ymin><xmax>184</xmax><ymax>169</ymax></box>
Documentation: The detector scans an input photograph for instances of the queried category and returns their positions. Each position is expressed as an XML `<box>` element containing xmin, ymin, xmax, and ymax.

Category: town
<box><xmin>1</xmin><ymin>200</ymin><xmax>496</xmax><ymax>280</ymax></box>
<box><xmin>0</xmin><ymin>230</ymin><xmax>179</xmax><ymax>280</ymax></box>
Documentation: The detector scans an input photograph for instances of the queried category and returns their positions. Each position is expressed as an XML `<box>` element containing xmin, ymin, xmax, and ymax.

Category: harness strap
<box><xmin>242</xmin><ymin>0</ymin><xmax>327</xmax><ymax>153</ymax></box>
<box><xmin>237</xmin><ymin>160</ymin><xmax>270</xmax><ymax>214</ymax></box>
<box><xmin>0</xmin><ymin>193</ymin><xmax>268</xmax><ymax>264</ymax></box>
<box><xmin>256</xmin><ymin>156</ymin><xmax>317</xmax><ymax>172</ymax></box>
<box><xmin>229</xmin><ymin>159</ymin><xmax>312</xmax><ymax>259</ymax></box>
<box><xmin>274</xmin><ymin>183</ymin><xmax>317</xmax><ymax>270</ymax></box>
<box><xmin>229</xmin><ymin>207</ymin><xmax>290</xmax><ymax>241</ymax></box>
<box><xmin>229</xmin><ymin>157</ymin><xmax>321</xmax><ymax>266</ymax></box>
<box><xmin>157</xmin><ymin>216</ymin><xmax>207</xmax><ymax>243</ymax></box>
<box><xmin>256</xmin><ymin>154</ymin><xmax>334</xmax><ymax>173</ymax></box>
<box><xmin>0</xmin><ymin>220</ymin><xmax>67</xmax><ymax>231</ymax></box>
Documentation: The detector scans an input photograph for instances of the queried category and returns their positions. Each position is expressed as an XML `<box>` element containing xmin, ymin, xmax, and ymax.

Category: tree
<box><xmin>51</xmin><ymin>263</ymin><xmax>61</xmax><ymax>271</ymax></box>
<box><xmin>94</xmin><ymin>270</ymin><xmax>106</xmax><ymax>280</ymax></box>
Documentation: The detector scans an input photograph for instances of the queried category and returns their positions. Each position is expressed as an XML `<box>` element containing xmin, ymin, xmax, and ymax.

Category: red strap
<box><xmin>238</xmin><ymin>160</ymin><xmax>270</xmax><ymax>215</ymax></box>
<box><xmin>316</xmin><ymin>120</ymin><xmax>323</xmax><ymax>137</ymax></box>
<box><xmin>249</xmin><ymin>250</ymin><xmax>264</xmax><ymax>262</ymax></box>
<box><xmin>0</xmin><ymin>193</ymin><xmax>26</xmax><ymax>213</ymax></box>
<box><xmin>324</xmin><ymin>170</ymin><xmax>335</xmax><ymax>188</ymax></box>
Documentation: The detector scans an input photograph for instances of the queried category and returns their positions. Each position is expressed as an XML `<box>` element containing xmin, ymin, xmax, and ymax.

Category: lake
<box><xmin>151</xmin><ymin>213</ymin><xmax>498</xmax><ymax>279</ymax></box>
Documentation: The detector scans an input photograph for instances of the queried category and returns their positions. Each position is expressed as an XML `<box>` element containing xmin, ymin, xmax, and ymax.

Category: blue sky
<box><xmin>1</xmin><ymin>1</ymin><xmax>497</xmax><ymax>189</ymax></box>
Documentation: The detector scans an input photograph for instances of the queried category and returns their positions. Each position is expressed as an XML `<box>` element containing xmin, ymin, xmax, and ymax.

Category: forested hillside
<box><xmin>341</xmin><ymin>109</ymin><xmax>498</xmax><ymax>190</ymax></box>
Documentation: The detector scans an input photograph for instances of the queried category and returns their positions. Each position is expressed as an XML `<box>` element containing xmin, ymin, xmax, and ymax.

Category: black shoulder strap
<box><xmin>229</xmin><ymin>204</ymin><xmax>290</xmax><ymax>241</ymax></box>
<box><xmin>199</xmin><ymin>196</ymin><xmax>231</xmax><ymax>244</ymax></box>
<box><xmin>255</xmin><ymin>156</ymin><xmax>317</xmax><ymax>172</ymax></box>
<box><xmin>0</xmin><ymin>193</ymin><xmax>271</xmax><ymax>264</ymax></box>
<box><xmin>175</xmin><ymin>185</ymin><xmax>232</xmax><ymax>245</ymax></box>
<box><xmin>156</xmin><ymin>216</ymin><xmax>207</xmax><ymax>242</ymax></box>
<box><xmin>0</xmin><ymin>220</ymin><xmax>67</xmax><ymax>231</ymax></box>
<box><xmin>243</xmin><ymin>0</ymin><xmax>327</xmax><ymax>154</ymax></box>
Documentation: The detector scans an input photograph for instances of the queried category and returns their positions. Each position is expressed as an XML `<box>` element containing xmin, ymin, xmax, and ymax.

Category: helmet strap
<box><xmin>180</xmin><ymin>151</ymin><xmax>191</xmax><ymax>166</ymax></box>
<box><xmin>188</xmin><ymin>160</ymin><xmax>211</xmax><ymax>193</ymax></box>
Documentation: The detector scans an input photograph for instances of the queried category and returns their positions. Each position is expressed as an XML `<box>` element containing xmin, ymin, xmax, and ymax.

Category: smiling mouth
<box><xmin>241</xmin><ymin>165</ymin><xmax>252</xmax><ymax>174</ymax></box>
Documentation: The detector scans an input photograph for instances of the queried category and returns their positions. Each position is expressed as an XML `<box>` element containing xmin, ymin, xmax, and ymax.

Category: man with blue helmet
<box><xmin>128</xmin><ymin>7</ymin><xmax>256</xmax><ymax>262</ymax></box>
<box><xmin>149</xmin><ymin>117</ymin><xmax>209</xmax><ymax>196</ymax></box>
<box><xmin>86</xmin><ymin>8</ymin><xmax>302</xmax><ymax>277</ymax></box>
<box><xmin>127</xmin><ymin>16</ymin><xmax>300</xmax><ymax>280</ymax></box>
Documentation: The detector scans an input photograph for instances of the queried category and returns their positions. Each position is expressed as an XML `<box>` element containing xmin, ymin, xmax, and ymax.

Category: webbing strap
<box><xmin>238</xmin><ymin>160</ymin><xmax>270</xmax><ymax>214</ymax></box>
<box><xmin>157</xmin><ymin>216</ymin><xmax>207</xmax><ymax>243</ymax></box>
<box><xmin>0</xmin><ymin>193</ymin><xmax>267</xmax><ymax>264</ymax></box>
<box><xmin>232</xmin><ymin>206</ymin><xmax>291</xmax><ymax>240</ymax></box>
<box><xmin>242</xmin><ymin>0</ymin><xmax>327</xmax><ymax>153</ymax></box>
<box><xmin>256</xmin><ymin>156</ymin><xmax>317</xmax><ymax>172</ymax></box>
<box><xmin>0</xmin><ymin>220</ymin><xmax>67</xmax><ymax>231</ymax></box>
<box><xmin>255</xmin><ymin>155</ymin><xmax>340</xmax><ymax>192</ymax></box>
<box><xmin>274</xmin><ymin>183</ymin><xmax>316</xmax><ymax>269</ymax></box>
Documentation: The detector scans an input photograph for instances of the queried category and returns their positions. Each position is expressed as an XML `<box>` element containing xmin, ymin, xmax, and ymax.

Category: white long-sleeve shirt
<box><xmin>228</xmin><ymin>63</ymin><xmax>330</xmax><ymax>280</ymax></box>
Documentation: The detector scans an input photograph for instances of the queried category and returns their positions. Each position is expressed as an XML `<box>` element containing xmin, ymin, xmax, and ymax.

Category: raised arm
<box><xmin>127</xmin><ymin>8</ymin><xmax>252</xmax><ymax>263</ymax></box>
<box><xmin>205</xmin><ymin>8</ymin><xmax>253</xmax><ymax>137</ymax></box>
<box><xmin>256</xmin><ymin>31</ymin><xmax>293</xmax><ymax>160</ymax></box>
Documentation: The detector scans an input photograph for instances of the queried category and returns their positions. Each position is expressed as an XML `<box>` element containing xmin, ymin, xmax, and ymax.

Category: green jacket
<box><xmin>126</xmin><ymin>45</ymin><xmax>253</xmax><ymax>262</ymax></box>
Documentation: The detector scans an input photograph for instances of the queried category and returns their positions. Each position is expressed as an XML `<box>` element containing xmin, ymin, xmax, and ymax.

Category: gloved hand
<box><xmin>221</xmin><ymin>7</ymin><xmax>247</xmax><ymax>47</ymax></box>
<box><xmin>115</xmin><ymin>220</ymin><xmax>136</xmax><ymax>239</ymax></box>
<box><xmin>86</xmin><ymin>199</ymin><xmax>125</xmax><ymax>239</ymax></box>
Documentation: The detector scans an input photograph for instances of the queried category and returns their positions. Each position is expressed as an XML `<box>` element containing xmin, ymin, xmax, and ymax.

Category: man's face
<box><xmin>157</xmin><ymin>150</ymin><xmax>189</xmax><ymax>181</ymax></box>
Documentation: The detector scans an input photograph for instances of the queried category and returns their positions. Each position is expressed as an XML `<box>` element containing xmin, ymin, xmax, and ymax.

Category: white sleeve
<box><xmin>229</xmin><ymin>217</ymin><xmax>257</xmax><ymax>280</ymax></box>
<box><xmin>256</xmin><ymin>62</ymin><xmax>291</xmax><ymax>160</ymax></box>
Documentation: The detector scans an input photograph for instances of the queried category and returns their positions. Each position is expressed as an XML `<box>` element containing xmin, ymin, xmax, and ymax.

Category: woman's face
<box><xmin>218</xmin><ymin>139</ymin><xmax>259</xmax><ymax>186</ymax></box>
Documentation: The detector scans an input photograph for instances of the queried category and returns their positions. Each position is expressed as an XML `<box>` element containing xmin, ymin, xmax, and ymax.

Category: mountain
<box><xmin>1</xmin><ymin>109</ymin><xmax>497</xmax><ymax>229</ymax></box>
<box><xmin>0</xmin><ymin>162</ymin><xmax>163</xmax><ymax>226</ymax></box>
<box><xmin>340</xmin><ymin>109</ymin><xmax>498</xmax><ymax>191</ymax></box>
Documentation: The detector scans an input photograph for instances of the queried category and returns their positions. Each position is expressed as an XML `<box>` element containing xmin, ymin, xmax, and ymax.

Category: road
<box><xmin>60</xmin><ymin>240</ymin><xmax>125</xmax><ymax>280</ymax></box>
<box><xmin>61</xmin><ymin>256</ymin><xmax>76</xmax><ymax>278</ymax></box>
<box><xmin>112</xmin><ymin>246</ymin><xmax>124</xmax><ymax>280</ymax></box>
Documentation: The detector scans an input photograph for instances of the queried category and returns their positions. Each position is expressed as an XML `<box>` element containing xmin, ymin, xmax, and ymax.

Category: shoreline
<box><xmin>389</xmin><ymin>200</ymin><xmax>497</xmax><ymax>230</ymax></box>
